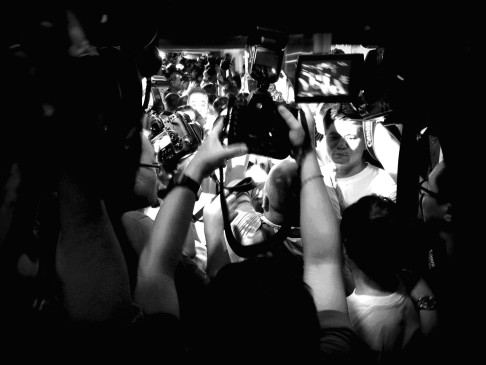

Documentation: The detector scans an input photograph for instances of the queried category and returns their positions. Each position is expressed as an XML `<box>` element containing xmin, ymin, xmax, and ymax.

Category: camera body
<box><xmin>227</xmin><ymin>91</ymin><xmax>299</xmax><ymax>159</ymax></box>
<box><xmin>149</xmin><ymin>111</ymin><xmax>204</xmax><ymax>170</ymax></box>
<box><xmin>227</xmin><ymin>27</ymin><xmax>297</xmax><ymax>160</ymax></box>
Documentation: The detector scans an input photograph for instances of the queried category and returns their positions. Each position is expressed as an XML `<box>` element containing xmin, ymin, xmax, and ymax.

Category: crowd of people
<box><xmin>1</xmin><ymin>6</ymin><xmax>462</xmax><ymax>363</ymax></box>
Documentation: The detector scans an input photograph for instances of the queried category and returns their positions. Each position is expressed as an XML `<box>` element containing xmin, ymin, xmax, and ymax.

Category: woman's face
<box><xmin>325</xmin><ymin>118</ymin><xmax>365</xmax><ymax>167</ymax></box>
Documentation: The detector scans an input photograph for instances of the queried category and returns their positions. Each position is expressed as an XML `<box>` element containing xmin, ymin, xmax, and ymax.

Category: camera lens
<box><xmin>150</xmin><ymin>119</ymin><xmax>162</xmax><ymax>137</ymax></box>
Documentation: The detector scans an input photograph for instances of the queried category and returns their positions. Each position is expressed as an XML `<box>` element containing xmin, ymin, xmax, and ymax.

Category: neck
<box><xmin>352</xmin><ymin>267</ymin><xmax>398</xmax><ymax>296</ymax></box>
<box><xmin>336</xmin><ymin>161</ymin><xmax>367</xmax><ymax>178</ymax></box>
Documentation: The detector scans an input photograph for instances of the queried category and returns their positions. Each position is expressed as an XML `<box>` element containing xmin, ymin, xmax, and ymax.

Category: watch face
<box><xmin>417</xmin><ymin>296</ymin><xmax>437</xmax><ymax>310</ymax></box>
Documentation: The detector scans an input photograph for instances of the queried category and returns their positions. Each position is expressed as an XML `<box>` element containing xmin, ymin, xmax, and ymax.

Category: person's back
<box><xmin>196</xmin><ymin>255</ymin><xmax>321</xmax><ymax>363</ymax></box>
<box><xmin>342</xmin><ymin>194</ymin><xmax>431</xmax><ymax>363</ymax></box>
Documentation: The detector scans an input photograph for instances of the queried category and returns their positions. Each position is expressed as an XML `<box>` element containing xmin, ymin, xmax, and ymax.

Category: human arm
<box><xmin>135</xmin><ymin>117</ymin><xmax>247</xmax><ymax>317</ymax></box>
<box><xmin>203</xmin><ymin>193</ymin><xmax>239</xmax><ymax>278</ymax></box>
<box><xmin>278</xmin><ymin>105</ymin><xmax>347</xmax><ymax>314</ymax></box>
<box><xmin>369</xmin><ymin>122</ymin><xmax>400</xmax><ymax>183</ymax></box>
<box><xmin>410</xmin><ymin>276</ymin><xmax>438</xmax><ymax>336</ymax></box>
<box><xmin>56</xmin><ymin>173</ymin><xmax>133</xmax><ymax>322</ymax></box>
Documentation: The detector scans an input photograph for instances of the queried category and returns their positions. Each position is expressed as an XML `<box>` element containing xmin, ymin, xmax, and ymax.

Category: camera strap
<box><xmin>218</xmin><ymin>167</ymin><xmax>291</xmax><ymax>259</ymax></box>
<box><xmin>192</xmin><ymin>176</ymin><xmax>257</xmax><ymax>222</ymax></box>
<box><xmin>362</xmin><ymin>120</ymin><xmax>379</xmax><ymax>162</ymax></box>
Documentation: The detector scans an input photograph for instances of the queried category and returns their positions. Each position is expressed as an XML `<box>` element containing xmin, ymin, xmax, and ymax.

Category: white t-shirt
<box><xmin>335</xmin><ymin>163</ymin><xmax>397</xmax><ymax>210</ymax></box>
<box><xmin>347</xmin><ymin>290</ymin><xmax>420</xmax><ymax>357</ymax></box>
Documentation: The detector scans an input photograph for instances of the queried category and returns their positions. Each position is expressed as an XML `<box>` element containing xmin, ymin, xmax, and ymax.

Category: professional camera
<box><xmin>226</xmin><ymin>27</ymin><xmax>300</xmax><ymax>160</ymax></box>
<box><xmin>149</xmin><ymin>111</ymin><xmax>204</xmax><ymax>170</ymax></box>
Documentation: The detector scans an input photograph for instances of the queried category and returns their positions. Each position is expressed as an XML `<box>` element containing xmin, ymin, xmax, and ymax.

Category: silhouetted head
<box><xmin>199</xmin><ymin>256</ymin><xmax>320</xmax><ymax>362</ymax></box>
<box><xmin>263</xmin><ymin>160</ymin><xmax>300</xmax><ymax>225</ymax></box>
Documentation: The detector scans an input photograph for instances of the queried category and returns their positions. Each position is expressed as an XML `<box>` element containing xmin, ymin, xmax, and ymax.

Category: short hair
<box><xmin>202</xmin><ymin>83</ymin><xmax>218</xmax><ymax>96</ymax></box>
<box><xmin>177</xmin><ymin>94</ymin><xmax>188</xmax><ymax>107</ymax></box>
<box><xmin>341</xmin><ymin>194</ymin><xmax>405</xmax><ymax>286</ymax></box>
<box><xmin>264</xmin><ymin>160</ymin><xmax>300</xmax><ymax>217</ymax></box>
<box><xmin>223</xmin><ymin>81</ymin><xmax>239</xmax><ymax>97</ymax></box>
<box><xmin>187</xmin><ymin>87</ymin><xmax>208</xmax><ymax>101</ymax></box>
<box><xmin>213</xmin><ymin>96</ymin><xmax>229</xmax><ymax>114</ymax></box>
<box><xmin>199</xmin><ymin>256</ymin><xmax>320</xmax><ymax>362</ymax></box>
<box><xmin>323</xmin><ymin>103</ymin><xmax>363</xmax><ymax>132</ymax></box>
<box><xmin>165</xmin><ymin>92</ymin><xmax>180</xmax><ymax>112</ymax></box>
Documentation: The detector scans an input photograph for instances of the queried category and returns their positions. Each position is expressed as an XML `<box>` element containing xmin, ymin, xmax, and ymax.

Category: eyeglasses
<box><xmin>419</xmin><ymin>179</ymin><xmax>441</xmax><ymax>201</ymax></box>
<box><xmin>139</xmin><ymin>163</ymin><xmax>161</xmax><ymax>174</ymax></box>
<box><xmin>418</xmin><ymin>179</ymin><xmax>443</xmax><ymax>218</ymax></box>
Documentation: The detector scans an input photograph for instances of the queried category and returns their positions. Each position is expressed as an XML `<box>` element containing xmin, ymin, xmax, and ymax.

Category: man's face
<box><xmin>325</xmin><ymin>118</ymin><xmax>365</xmax><ymax>167</ymax></box>
<box><xmin>420</xmin><ymin>162</ymin><xmax>450</xmax><ymax>225</ymax></box>
<box><xmin>188</xmin><ymin>92</ymin><xmax>209</xmax><ymax>121</ymax></box>
<box><xmin>170</xmin><ymin>72</ymin><xmax>182</xmax><ymax>90</ymax></box>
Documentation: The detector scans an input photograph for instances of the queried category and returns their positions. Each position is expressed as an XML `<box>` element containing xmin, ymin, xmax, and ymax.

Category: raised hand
<box><xmin>184</xmin><ymin>116</ymin><xmax>248</xmax><ymax>183</ymax></box>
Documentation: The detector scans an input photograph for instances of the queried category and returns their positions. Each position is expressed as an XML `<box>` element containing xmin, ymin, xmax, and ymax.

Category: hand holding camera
<box><xmin>184</xmin><ymin>117</ymin><xmax>248</xmax><ymax>184</ymax></box>
<box><xmin>226</xmin><ymin>27</ymin><xmax>302</xmax><ymax>160</ymax></box>
<box><xmin>149</xmin><ymin>111</ymin><xmax>204</xmax><ymax>171</ymax></box>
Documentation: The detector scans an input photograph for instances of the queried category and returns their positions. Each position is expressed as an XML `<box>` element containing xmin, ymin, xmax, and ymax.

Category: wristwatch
<box><xmin>175</xmin><ymin>173</ymin><xmax>200</xmax><ymax>200</ymax></box>
<box><xmin>416</xmin><ymin>296</ymin><xmax>437</xmax><ymax>310</ymax></box>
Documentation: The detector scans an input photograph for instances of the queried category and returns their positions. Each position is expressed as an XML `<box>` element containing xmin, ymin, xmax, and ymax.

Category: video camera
<box><xmin>226</xmin><ymin>27</ymin><xmax>300</xmax><ymax>160</ymax></box>
<box><xmin>149</xmin><ymin>111</ymin><xmax>204</xmax><ymax>171</ymax></box>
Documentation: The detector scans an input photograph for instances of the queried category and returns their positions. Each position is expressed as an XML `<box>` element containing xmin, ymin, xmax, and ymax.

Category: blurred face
<box><xmin>133</xmin><ymin>134</ymin><xmax>161</xmax><ymax>207</ymax></box>
<box><xmin>170</xmin><ymin>72</ymin><xmax>182</xmax><ymax>90</ymax></box>
<box><xmin>188</xmin><ymin>92</ymin><xmax>209</xmax><ymax>121</ymax></box>
<box><xmin>325</xmin><ymin>118</ymin><xmax>365</xmax><ymax>167</ymax></box>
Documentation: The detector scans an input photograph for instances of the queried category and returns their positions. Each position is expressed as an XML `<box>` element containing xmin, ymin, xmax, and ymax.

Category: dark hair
<box><xmin>212</xmin><ymin>96</ymin><xmax>228</xmax><ymax>114</ymax></box>
<box><xmin>341</xmin><ymin>195</ymin><xmax>405</xmax><ymax>287</ymax></box>
<box><xmin>198</xmin><ymin>256</ymin><xmax>320</xmax><ymax>362</ymax></box>
<box><xmin>323</xmin><ymin>102</ymin><xmax>363</xmax><ymax>132</ymax></box>
<box><xmin>222</xmin><ymin>81</ymin><xmax>239</xmax><ymax>97</ymax></box>
<box><xmin>165</xmin><ymin>92</ymin><xmax>180</xmax><ymax>112</ymax></box>
<box><xmin>202</xmin><ymin>83</ymin><xmax>218</xmax><ymax>96</ymax></box>
<box><xmin>177</xmin><ymin>94</ymin><xmax>188</xmax><ymax>107</ymax></box>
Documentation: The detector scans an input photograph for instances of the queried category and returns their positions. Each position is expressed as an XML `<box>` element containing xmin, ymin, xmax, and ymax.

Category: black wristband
<box><xmin>175</xmin><ymin>173</ymin><xmax>200</xmax><ymax>200</ymax></box>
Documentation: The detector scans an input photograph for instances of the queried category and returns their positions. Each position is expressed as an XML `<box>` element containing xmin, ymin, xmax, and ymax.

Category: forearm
<box><xmin>300</xmin><ymin>151</ymin><xmax>346</xmax><ymax>313</ymax></box>
<box><xmin>372</xmin><ymin>122</ymin><xmax>400</xmax><ymax>183</ymax></box>
<box><xmin>57</xmin><ymin>173</ymin><xmax>132</xmax><ymax>321</ymax></box>
<box><xmin>142</xmin><ymin>187</ymin><xmax>197</xmax><ymax>276</ymax></box>
<box><xmin>300</xmin><ymin>151</ymin><xmax>340</xmax><ymax>261</ymax></box>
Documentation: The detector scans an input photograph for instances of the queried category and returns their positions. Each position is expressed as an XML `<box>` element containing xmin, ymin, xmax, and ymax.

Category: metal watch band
<box><xmin>416</xmin><ymin>296</ymin><xmax>437</xmax><ymax>310</ymax></box>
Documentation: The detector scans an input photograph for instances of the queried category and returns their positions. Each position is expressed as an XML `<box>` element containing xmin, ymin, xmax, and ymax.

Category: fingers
<box><xmin>223</xmin><ymin>143</ymin><xmax>248</xmax><ymax>160</ymax></box>
<box><xmin>211</xmin><ymin>116</ymin><xmax>225</xmax><ymax>137</ymax></box>
<box><xmin>278</xmin><ymin>105</ymin><xmax>305</xmax><ymax>147</ymax></box>
<box><xmin>278</xmin><ymin>105</ymin><xmax>301</xmax><ymax>132</ymax></box>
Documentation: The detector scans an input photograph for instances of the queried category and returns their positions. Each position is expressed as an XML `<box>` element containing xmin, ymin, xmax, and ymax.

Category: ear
<box><xmin>443</xmin><ymin>202</ymin><xmax>452</xmax><ymax>223</ymax></box>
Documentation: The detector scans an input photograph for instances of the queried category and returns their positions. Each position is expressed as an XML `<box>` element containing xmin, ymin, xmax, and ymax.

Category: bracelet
<box><xmin>301</xmin><ymin>174</ymin><xmax>324</xmax><ymax>187</ymax></box>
